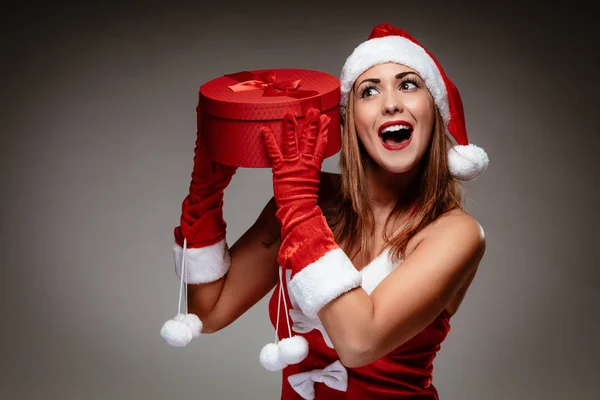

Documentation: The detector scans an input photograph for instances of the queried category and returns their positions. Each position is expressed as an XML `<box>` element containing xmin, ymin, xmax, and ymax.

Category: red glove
<box><xmin>162</xmin><ymin>105</ymin><xmax>237</xmax><ymax>348</ymax></box>
<box><xmin>261</xmin><ymin>109</ymin><xmax>361</xmax><ymax>319</ymax></box>
<box><xmin>173</xmin><ymin>105</ymin><xmax>237</xmax><ymax>284</ymax></box>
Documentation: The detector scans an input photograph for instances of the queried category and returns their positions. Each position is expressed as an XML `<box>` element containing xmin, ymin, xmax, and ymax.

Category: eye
<box><xmin>399</xmin><ymin>78</ymin><xmax>419</xmax><ymax>91</ymax></box>
<box><xmin>360</xmin><ymin>85</ymin><xmax>378</xmax><ymax>98</ymax></box>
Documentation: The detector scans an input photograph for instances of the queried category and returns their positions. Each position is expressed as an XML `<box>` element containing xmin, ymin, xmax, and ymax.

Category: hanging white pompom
<box><xmin>174</xmin><ymin>313</ymin><xmax>202</xmax><ymax>338</ymax></box>
<box><xmin>259</xmin><ymin>342</ymin><xmax>288</xmax><ymax>371</ymax></box>
<box><xmin>277</xmin><ymin>335</ymin><xmax>309</xmax><ymax>365</ymax></box>
<box><xmin>448</xmin><ymin>144</ymin><xmax>489</xmax><ymax>181</ymax></box>
<box><xmin>160</xmin><ymin>316</ymin><xmax>192</xmax><ymax>347</ymax></box>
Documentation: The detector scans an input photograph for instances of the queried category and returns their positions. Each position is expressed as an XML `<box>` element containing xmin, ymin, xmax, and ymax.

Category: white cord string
<box><xmin>177</xmin><ymin>238</ymin><xmax>188</xmax><ymax>315</ymax></box>
<box><xmin>278</xmin><ymin>266</ymin><xmax>292</xmax><ymax>338</ymax></box>
<box><xmin>185</xmin><ymin>244</ymin><xmax>188</xmax><ymax>314</ymax></box>
<box><xmin>274</xmin><ymin>266</ymin><xmax>282</xmax><ymax>343</ymax></box>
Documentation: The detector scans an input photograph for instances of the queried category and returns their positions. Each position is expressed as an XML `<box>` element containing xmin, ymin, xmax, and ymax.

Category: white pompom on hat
<box><xmin>340</xmin><ymin>23</ymin><xmax>489</xmax><ymax>181</ymax></box>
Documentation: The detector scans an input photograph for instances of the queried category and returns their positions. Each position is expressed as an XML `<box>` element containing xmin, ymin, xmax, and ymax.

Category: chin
<box><xmin>380</xmin><ymin>159</ymin><xmax>417</xmax><ymax>174</ymax></box>
<box><xmin>360</xmin><ymin>134</ymin><xmax>426</xmax><ymax>175</ymax></box>
<box><xmin>378</xmin><ymin>142</ymin><xmax>423</xmax><ymax>172</ymax></box>
<box><xmin>372</xmin><ymin>151</ymin><xmax>419</xmax><ymax>174</ymax></box>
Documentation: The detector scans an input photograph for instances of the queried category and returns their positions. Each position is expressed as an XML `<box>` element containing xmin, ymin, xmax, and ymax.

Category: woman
<box><xmin>162</xmin><ymin>23</ymin><xmax>489</xmax><ymax>399</ymax></box>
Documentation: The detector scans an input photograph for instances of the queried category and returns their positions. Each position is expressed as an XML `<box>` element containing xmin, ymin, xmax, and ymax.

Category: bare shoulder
<box><xmin>407</xmin><ymin>208</ymin><xmax>486</xmax><ymax>261</ymax></box>
<box><xmin>430</xmin><ymin>209</ymin><xmax>485</xmax><ymax>253</ymax></box>
<box><xmin>436</xmin><ymin>209</ymin><xmax>485</xmax><ymax>246</ymax></box>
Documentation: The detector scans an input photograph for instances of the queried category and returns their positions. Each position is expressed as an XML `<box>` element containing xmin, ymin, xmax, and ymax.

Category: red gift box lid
<box><xmin>199</xmin><ymin>69</ymin><xmax>340</xmax><ymax>120</ymax></box>
<box><xmin>198</xmin><ymin>69</ymin><xmax>342</xmax><ymax>168</ymax></box>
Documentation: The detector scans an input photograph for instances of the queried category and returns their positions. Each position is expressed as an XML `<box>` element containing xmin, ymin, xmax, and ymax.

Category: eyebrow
<box><xmin>355</xmin><ymin>71</ymin><xmax>421</xmax><ymax>92</ymax></box>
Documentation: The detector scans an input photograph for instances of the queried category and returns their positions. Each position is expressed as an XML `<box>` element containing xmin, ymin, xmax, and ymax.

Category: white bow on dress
<box><xmin>287</xmin><ymin>360</ymin><xmax>348</xmax><ymax>400</ymax></box>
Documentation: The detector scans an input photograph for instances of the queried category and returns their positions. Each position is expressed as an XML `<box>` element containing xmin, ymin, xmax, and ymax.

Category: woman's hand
<box><xmin>260</xmin><ymin>108</ymin><xmax>331</xmax><ymax>240</ymax></box>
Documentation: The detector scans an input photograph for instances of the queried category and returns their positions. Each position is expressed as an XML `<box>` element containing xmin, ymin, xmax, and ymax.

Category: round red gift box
<box><xmin>198</xmin><ymin>68</ymin><xmax>341</xmax><ymax>168</ymax></box>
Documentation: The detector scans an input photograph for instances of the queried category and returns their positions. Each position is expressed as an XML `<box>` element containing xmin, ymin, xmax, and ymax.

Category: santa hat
<box><xmin>340</xmin><ymin>23</ymin><xmax>489</xmax><ymax>181</ymax></box>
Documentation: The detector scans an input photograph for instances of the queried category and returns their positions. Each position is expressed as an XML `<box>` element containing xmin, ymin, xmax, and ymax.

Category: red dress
<box><xmin>268</xmin><ymin>248</ymin><xmax>452</xmax><ymax>400</ymax></box>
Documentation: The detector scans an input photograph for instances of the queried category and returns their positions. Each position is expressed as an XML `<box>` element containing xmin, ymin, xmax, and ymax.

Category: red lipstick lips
<box><xmin>378</xmin><ymin>120</ymin><xmax>413</xmax><ymax>151</ymax></box>
<box><xmin>378</xmin><ymin>120</ymin><xmax>413</xmax><ymax>135</ymax></box>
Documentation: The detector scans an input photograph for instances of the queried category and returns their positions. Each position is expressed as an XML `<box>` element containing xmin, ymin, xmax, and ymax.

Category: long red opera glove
<box><xmin>173</xmin><ymin>105</ymin><xmax>238</xmax><ymax>284</ymax></box>
<box><xmin>161</xmin><ymin>105</ymin><xmax>237</xmax><ymax>347</ymax></box>
<box><xmin>261</xmin><ymin>108</ymin><xmax>362</xmax><ymax>319</ymax></box>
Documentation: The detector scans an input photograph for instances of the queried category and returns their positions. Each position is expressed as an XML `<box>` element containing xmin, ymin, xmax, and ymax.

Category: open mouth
<box><xmin>378</xmin><ymin>122</ymin><xmax>413</xmax><ymax>149</ymax></box>
<box><xmin>380</xmin><ymin>126</ymin><xmax>412</xmax><ymax>144</ymax></box>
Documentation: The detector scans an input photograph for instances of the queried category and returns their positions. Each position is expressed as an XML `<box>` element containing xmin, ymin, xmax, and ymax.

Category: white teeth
<box><xmin>381</xmin><ymin>125</ymin><xmax>411</xmax><ymax>134</ymax></box>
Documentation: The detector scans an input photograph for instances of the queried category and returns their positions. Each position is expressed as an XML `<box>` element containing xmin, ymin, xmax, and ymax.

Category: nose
<box><xmin>382</xmin><ymin>91</ymin><xmax>403</xmax><ymax>115</ymax></box>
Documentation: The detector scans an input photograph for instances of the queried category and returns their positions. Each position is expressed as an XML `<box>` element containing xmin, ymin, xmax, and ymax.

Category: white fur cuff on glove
<box><xmin>288</xmin><ymin>248</ymin><xmax>362</xmax><ymax>319</ymax></box>
<box><xmin>172</xmin><ymin>238</ymin><xmax>231</xmax><ymax>284</ymax></box>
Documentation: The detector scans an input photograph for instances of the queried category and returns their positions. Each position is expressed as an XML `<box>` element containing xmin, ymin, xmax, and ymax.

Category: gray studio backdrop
<box><xmin>2</xmin><ymin>2</ymin><xmax>598</xmax><ymax>399</ymax></box>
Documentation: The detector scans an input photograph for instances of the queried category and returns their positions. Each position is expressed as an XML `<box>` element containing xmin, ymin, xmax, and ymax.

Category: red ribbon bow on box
<box><xmin>225</xmin><ymin>71</ymin><xmax>319</xmax><ymax>99</ymax></box>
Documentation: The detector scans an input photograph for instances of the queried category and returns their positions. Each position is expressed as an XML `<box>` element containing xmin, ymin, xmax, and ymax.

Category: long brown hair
<box><xmin>321</xmin><ymin>88</ymin><xmax>465</xmax><ymax>264</ymax></box>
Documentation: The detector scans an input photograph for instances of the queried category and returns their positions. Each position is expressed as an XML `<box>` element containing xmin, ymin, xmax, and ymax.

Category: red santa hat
<box><xmin>340</xmin><ymin>23</ymin><xmax>489</xmax><ymax>181</ymax></box>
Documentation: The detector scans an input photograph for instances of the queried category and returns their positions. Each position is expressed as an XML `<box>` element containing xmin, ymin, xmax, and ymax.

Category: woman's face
<box><xmin>353</xmin><ymin>62</ymin><xmax>435</xmax><ymax>174</ymax></box>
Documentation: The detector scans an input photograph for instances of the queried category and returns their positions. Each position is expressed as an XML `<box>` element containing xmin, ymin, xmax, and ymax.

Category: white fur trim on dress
<box><xmin>288</xmin><ymin>248</ymin><xmax>362</xmax><ymax>319</ymax></box>
<box><xmin>447</xmin><ymin>143</ymin><xmax>489</xmax><ymax>181</ymax></box>
<box><xmin>172</xmin><ymin>238</ymin><xmax>230</xmax><ymax>284</ymax></box>
<box><xmin>340</xmin><ymin>36</ymin><xmax>449</xmax><ymax>124</ymax></box>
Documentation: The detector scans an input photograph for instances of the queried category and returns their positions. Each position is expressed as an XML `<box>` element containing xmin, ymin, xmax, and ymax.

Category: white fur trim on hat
<box><xmin>340</xmin><ymin>35</ymin><xmax>449</xmax><ymax>124</ymax></box>
<box><xmin>448</xmin><ymin>144</ymin><xmax>489</xmax><ymax>181</ymax></box>
<box><xmin>172</xmin><ymin>238</ymin><xmax>231</xmax><ymax>284</ymax></box>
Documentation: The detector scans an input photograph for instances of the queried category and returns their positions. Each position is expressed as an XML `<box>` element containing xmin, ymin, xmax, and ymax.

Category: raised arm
<box><xmin>161</xmin><ymin>103</ymin><xmax>282</xmax><ymax>346</ymax></box>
